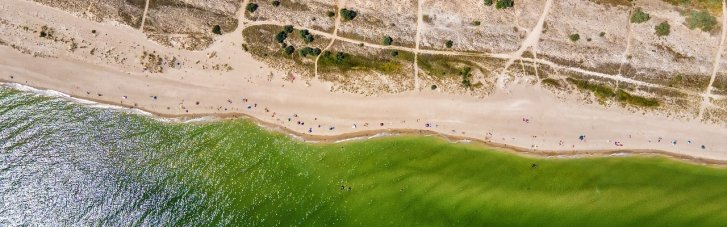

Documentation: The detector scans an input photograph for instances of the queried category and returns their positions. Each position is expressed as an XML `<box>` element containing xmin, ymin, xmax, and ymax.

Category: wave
<box><xmin>0</xmin><ymin>82</ymin><xmax>215</xmax><ymax>123</ymax></box>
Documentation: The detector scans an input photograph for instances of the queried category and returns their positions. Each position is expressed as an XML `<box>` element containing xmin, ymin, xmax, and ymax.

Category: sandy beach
<box><xmin>1</xmin><ymin>0</ymin><xmax>726</xmax><ymax>161</ymax></box>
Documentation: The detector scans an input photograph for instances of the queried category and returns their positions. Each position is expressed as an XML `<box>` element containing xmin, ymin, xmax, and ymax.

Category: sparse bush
<box><xmin>39</xmin><ymin>31</ymin><xmax>47</xmax><ymax>38</ymax></box>
<box><xmin>212</xmin><ymin>25</ymin><xmax>222</xmax><ymax>35</ymax></box>
<box><xmin>283</xmin><ymin>25</ymin><xmax>294</xmax><ymax>33</ymax></box>
<box><xmin>299</xmin><ymin>29</ymin><xmax>314</xmax><ymax>43</ymax></box>
<box><xmin>569</xmin><ymin>33</ymin><xmax>580</xmax><ymax>42</ymax></box>
<box><xmin>327</xmin><ymin>11</ymin><xmax>336</xmax><ymax>17</ymax></box>
<box><xmin>460</xmin><ymin>67</ymin><xmax>472</xmax><ymax>88</ymax></box>
<box><xmin>686</xmin><ymin>10</ymin><xmax>717</xmax><ymax>32</ymax></box>
<box><xmin>495</xmin><ymin>0</ymin><xmax>514</xmax><ymax>9</ymax></box>
<box><xmin>599</xmin><ymin>31</ymin><xmax>606</xmax><ymax>37</ymax></box>
<box><xmin>299</xmin><ymin>47</ymin><xmax>322</xmax><ymax>57</ymax></box>
<box><xmin>382</xmin><ymin>36</ymin><xmax>393</xmax><ymax>46</ymax></box>
<box><xmin>655</xmin><ymin>21</ymin><xmax>670</xmax><ymax>37</ymax></box>
<box><xmin>284</xmin><ymin>46</ymin><xmax>295</xmax><ymax>55</ymax></box>
<box><xmin>431</xmin><ymin>84</ymin><xmax>438</xmax><ymax>90</ymax></box>
<box><xmin>471</xmin><ymin>21</ymin><xmax>481</xmax><ymax>26</ymax></box>
<box><xmin>390</xmin><ymin>51</ymin><xmax>399</xmax><ymax>57</ymax></box>
<box><xmin>271</xmin><ymin>0</ymin><xmax>280</xmax><ymax>7</ymax></box>
<box><xmin>484</xmin><ymin>0</ymin><xmax>493</xmax><ymax>6</ymax></box>
<box><xmin>445</xmin><ymin>40</ymin><xmax>453</xmax><ymax>48</ymax></box>
<box><xmin>630</xmin><ymin>8</ymin><xmax>650</xmax><ymax>23</ymax></box>
<box><xmin>340</xmin><ymin>8</ymin><xmax>358</xmax><ymax>21</ymax></box>
<box><xmin>275</xmin><ymin>31</ymin><xmax>288</xmax><ymax>43</ymax></box>
<box><xmin>246</xmin><ymin>3</ymin><xmax>258</xmax><ymax>13</ymax></box>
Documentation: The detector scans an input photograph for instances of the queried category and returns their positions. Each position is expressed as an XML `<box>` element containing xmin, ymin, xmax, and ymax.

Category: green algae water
<box><xmin>3</xmin><ymin>85</ymin><xmax>727</xmax><ymax>226</ymax></box>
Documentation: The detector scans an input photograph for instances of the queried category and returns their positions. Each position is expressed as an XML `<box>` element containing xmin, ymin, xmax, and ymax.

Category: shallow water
<box><xmin>3</xmin><ymin>86</ymin><xmax>727</xmax><ymax>226</ymax></box>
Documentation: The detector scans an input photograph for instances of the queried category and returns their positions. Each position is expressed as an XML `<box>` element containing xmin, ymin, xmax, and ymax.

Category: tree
<box><xmin>246</xmin><ymin>3</ymin><xmax>258</xmax><ymax>13</ymax></box>
<box><xmin>283</xmin><ymin>25</ymin><xmax>294</xmax><ymax>33</ymax></box>
<box><xmin>655</xmin><ymin>21</ymin><xmax>670</xmax><ymax>37</ymax></box>
<box><xmin>340</xmin><ymin>8</ymin><xmax>358</xmax><ymax>21</ymax></box>
<box><xmin>212</xmin><ymin>25</ymin><xmax>222</xmax><ymax>35</ymax></box>
<box><xmin>335</xmin><ymin>52</ymin><xmax>346</xmax><ymax>63</ymax></box>
<box><xmin>275</xmin><ymin>31</ymin><xmax>288</xmax><ymax>43</ymax></box>
<box><xmin>382</xmin><ymin>36</ymin><xmax>393</xmax><ymax>46</ymax></box>
<box><xmin>284</xmin><ymin>46</ymin><xmax>295</xmax><ymax>55</ymax></box>
<box><xmin>446</xmin><ymin>40</ymin><xmax>453</xmax><ymax>48</ymax></box>
<box><xmin>299</xmin><ymin>47</ymin><xmax>322</xmax><ymax>57</ymax></box>
<box><xmin>569</xmin><ymin>33</ymin><xmax>580</xmax><ymax>42</ymax></box>
<box><xmin>495</xmin><ymin>0</ymin><xmax>514</xmax><ymax>9</ymax></box>
<box><xmin>299</xmin><ymin>29</ymin><xmax>314</xmax><ymax>43</ymax></box>
<box><xmin>484</xmin><ymin>0</ymin><xmax>493</xmax><ymax>6</ymax></box>
<box><xmin>630</xmin><ymin>8</ymin><xmax>650</xmax><ymax>23</ymax></box>
<box><xmin>271</xmin><ymin>0</ymin><xmax>280</xmax><ymax>7</ymax></box>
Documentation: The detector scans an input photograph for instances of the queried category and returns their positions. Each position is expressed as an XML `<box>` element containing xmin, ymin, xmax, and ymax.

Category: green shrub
<box><xmin>298</xmin><ymin>47</ymin><xmax>322</xmax><ymax>57</ymax></box>
<box><xmin>569</xmin><ymin>33</ymin><xmax>580</xmax><ymax>42</ymax></box>
<box><xmin>686</xmin><ymin>10</ymin><xmax>717</xmax><ymax>32</ymax></box>
<box><xmin>212</xmin><ymin>25</ymin><xmax>222</xmax><ymax>35</ymax></box>
<box><xmin>246</xmin><ymin>3</ymin><xmax>258</xmax><ymax>13</ymax></box>
<box><xmin>284</xmin><ymin>46</ymin><xmax>295</xmax><ymax>55</ymax></box>
<box><xmin>275</xmin><ymin>31</ymin><xmax>288</xmax><ymax>43</ymax></box>
<box><xmin>382</xmin><ymin>36</ymin><xmax>393</xmax><ymax>46</ymax></box>
<box><xmin>460</xmin><ymin>67</ymin><xmax>473</xmax><ymax>87</ymax></box>
<box><xmin>340</xmin><ymin>8</ymin><xmax>358</xmax><ymax>21</ymax></box>
<box><xmin>446</xmin><ymin>40</ymin><xmax>454</xmax><ymax>48</ymax></box>
<box><xmin>299</xmin><ymin>30</ymin><xmax>314</xmax><ymax>43</ymax></box>
<box><xmin>283</xmin><ymin>25</ymin><xmax>294</xmax><ymax>33</ymax></box>
<box><xmin>495</xmin><ymin>0</ymin><xmax>514</xmax><ymax>9</ymax></box>
<box><xmin>271</xmin><ymin>0</ymin><xmax>280</xmax><ymax>7</ymax></box>
<box><xmin>327</xmin><ymin>11</ymin><xmax>336</xmax><ymax>17</ymax></box>
<box><xmin>655</xmin><ymin>21</ymin><xmax>670</xmax><ymax>37</ymax></box>
<box><xmin>630</xmin><ymin>8</ymin><xmax>651</xmax><ymax>23</ymax></box>
<box><xmin>484</xmin><ymin>0</ymin><xmax>493</xmax><ymax>6</ymax></box>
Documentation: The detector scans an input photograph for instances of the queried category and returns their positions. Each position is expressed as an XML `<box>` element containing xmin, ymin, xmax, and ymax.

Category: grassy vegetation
<box><xmin>662</xmin><ymin>0</ymin><xmax>722</xmax><ymax>14</ymax></box>
<box><xmin>685</xmin><ymin>10</ymin><xmax>718</xmax><ymax>32</ymax></box>
<box><xmin>318</xmin><ymin>51</ymin><xmax>403</xmax><ymax>74</ymax></box>
<box><xmin>567</xmin><ymin>78</ymin><xmax>660</xmax><ymax>107</ymax></box>
<box><xmin>542</xmin><ymin>78</ymin><xmax>563</xmax><ymax>88</ymax></box>
<box><xmin>630</xmin><ymin>8</ymin><xmax>651</xmax><ymax>23</ymax></box>
<box><xmin>124</xmin><ymin>117</ymin><xmax>727</xmax><ymax>226</ymax></box>
<box><xmin>655</xmin><ymin>21</ymin><xmax>671</xmax><ymax>37</ymax></box>
<box><xmin>417</xmin><ymin>55</ymin><xmax>475</xmax><ymax>77</ymax></box>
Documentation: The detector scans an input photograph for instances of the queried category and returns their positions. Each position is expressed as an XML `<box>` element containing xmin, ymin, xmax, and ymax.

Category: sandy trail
<box><xmin>413</xmin><ymin>0</ymin><xmax>423</xmax><ymax>91</ymax></box>
<box><xmin>314</xmin><ymin>0</ymin><xmax>345</xmax><ymax>79</ymax></box>
<box><xmin>139</xmin><ymin>0</ymin><xmax>150</xmax><ymax>31</ymax></box>
<box><xmin>698</xmin><ymin>0</ymin><xmax>727</xmax><ymax>118</ymax></box>
<box><xmin>501</xmin><ymin>0</ymin><xmax>553</xmax><ymax>71</ymax></box>
<box><xmin>1</xmin><ymin>0</ymin><xmax>727</xmax><ymax>162</ymax></box>
<box><xmin>246</xmin><ymin>19</ymin><xmax>696</xmax><ymax>92</ymax></box>
<box><xmin>617</xmin><ymin>9</ymin><xmax>634</xmax><ymax>78</ymax></box>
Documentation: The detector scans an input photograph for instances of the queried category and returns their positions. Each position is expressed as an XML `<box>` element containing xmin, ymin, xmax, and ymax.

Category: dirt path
<box><xmin>314</xmin><ymin>0</ymin><xmax>346</xmax><ymax>79</ymax></box>
<box><xmin>139</xmin><ymin>0</ymin><xmax>150</xmax><ymax>31</ymax></box>
<box><xmin>618</xmin><ymin>11</ymin><xmax>634</xmax><ymax>78</ymax></box>
<box><xmin>243</xmin><ymin>18</ymin><xmax>716</xmax><ymax>97</ymax></box>
<box><xmin>501</xmin><ymin>0</ymin><xmax>553</xmax><ymax>71</ymax></box>
<box><xmin>413</xmin><ymin>0</ymin><xmax>424</xmax><ymax>91</ymax></box>
<box><xmin>698</xmin><ymin>0</ymin><xmax>727</xmax><ymax>119</ymax></box>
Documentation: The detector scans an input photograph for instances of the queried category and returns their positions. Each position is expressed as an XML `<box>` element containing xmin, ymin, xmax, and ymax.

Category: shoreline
<box><xmin>3</xmin><ymin>81</ymin><xmax>727</xmax><ymax>167</ymax></box>
<box><xmin>1</xmin><ymin>0</ymin><xmax>726</xmax><ymax>165</ymax></box>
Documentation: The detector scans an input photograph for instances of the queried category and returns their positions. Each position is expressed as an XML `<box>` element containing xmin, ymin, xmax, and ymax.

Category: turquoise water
<box><xmin>5</xmin><ymin>86</ymin><xmax>727</xmax><ymax>226</ymax></box>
